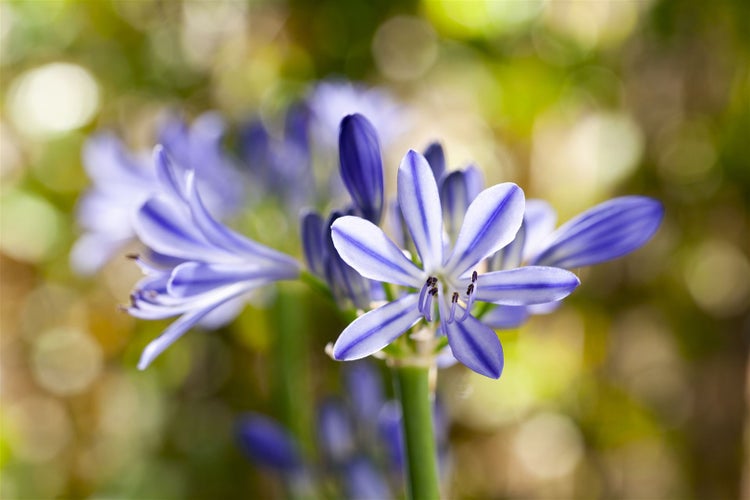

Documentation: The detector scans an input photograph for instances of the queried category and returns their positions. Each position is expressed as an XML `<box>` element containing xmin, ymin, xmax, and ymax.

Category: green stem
<box><xmin>394</xmin><ymin>364</ymin><xmax>440</xmax><ymax>500</ymax></box>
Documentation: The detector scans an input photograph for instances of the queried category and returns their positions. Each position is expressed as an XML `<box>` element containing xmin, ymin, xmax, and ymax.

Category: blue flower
<box><xmin>70</xmin><ymin>133</ymin><xmax>155</xmax><ymax>275</ymax></box>
<box><xmin>239</xmin><ymin>103</ymin><xmax>313</xmax><ymax>210</ymax></box>
<box><xmin>72</xmin><ymin>113</ymin><xmax>246</xmax><ymax>275</ymax></box>
<box><xmin>127</xmin><ymin>148</ymin><xmax>300</xmax><ymax>369</ymax></box>
<box><xmin>307</xmin><ymin>80</ymin><xmax>405</xmax><ymax>148</ymax></box>
<box><xmin>330</xmin><ymin>150</ymin><xmax>580</xmax><ymax>378</ymax></box>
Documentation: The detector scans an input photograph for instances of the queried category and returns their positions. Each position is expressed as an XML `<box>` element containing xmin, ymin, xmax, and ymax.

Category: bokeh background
<box><xmin>2</xmin><ymin>0</ymin><xmax>750</xmax><ymax>498</ymax></box>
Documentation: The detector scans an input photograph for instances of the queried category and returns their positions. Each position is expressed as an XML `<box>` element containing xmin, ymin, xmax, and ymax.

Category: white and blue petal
<box><xmin>445</xmin><ymin>313</ymin><xmax>504</xmax><ymax>379</ymax></box>
<box><xmin>445</xmin><ymin>182</ymin><xmax>525</xmax><ymax>277</ymax></box>
<box><xmin>137</xmin><ymin>293</ymin><xmax>239</xmax><ymax>370</ymax></box>
<box><xmin>474</xmin><ymin>266</ymin><xmax>580</xmax><ymax>305</ymax></box>
<box><xmin>397</xmin><ymin>150</ymin><xmax>444</xmax><ymax>273</ymax></box>
<box><xmin>331</xmin><ymin>216</ymin><xmax>423</xmax><ymax>287</ymax></box>
<box><xmin>532</xmin><ymin>196</ymin><xmax>664</xmax><ymax>269</ymax></box>
<box><xmin>333</xmin><ymin>294</ymin><xmax>422</xmax><ymax>360</ymax></box>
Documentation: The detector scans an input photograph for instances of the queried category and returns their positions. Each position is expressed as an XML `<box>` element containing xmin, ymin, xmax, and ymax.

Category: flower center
<box><xmin>418</xmin><ymin>270</ymin><xmax>478</xmax><ymax>325</ymax></box>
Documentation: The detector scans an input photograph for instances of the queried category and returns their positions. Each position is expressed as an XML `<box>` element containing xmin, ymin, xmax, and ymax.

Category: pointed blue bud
<box><xmin>301</xmin><ymin>210</ymin><xmax>327</xmax><ymax>278</ymax></box>
<box><xmin>424</xmin><ymin>142</ymin><xmax>446</xmax><ymax>181</ymax></box>
<box><xmin>339</xmin><ymin>114</ymin><xmax>384</xmax><ymax>224</ymax></box>
<box><xmin>236</xmin><ymin>413</ymin><xmax>302</xmax><ymax>472</ymax></box>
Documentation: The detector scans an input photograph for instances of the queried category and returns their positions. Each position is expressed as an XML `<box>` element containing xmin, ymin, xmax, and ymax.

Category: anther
<box><xmin>126</xmin><ymin>253</ymin><xmax>140</xmax><ymax>260</ymax></box>
<box><xmin>472</xmin><ymin>270</ymin><xmax>478</xmax><ymax>283</ymax></box>
<box><xmin>451</xmin><ymin>292</ymin><xmax>459</xmax><ymax>303</ymax></box>
<box><xmin>418</xmin><ymin>276</ymin><xmax>437</xmax><ymax>314</ymax></box>
<box><xmin>467</xmin><ymin>283</ymin><xmax>474</xmax><ymax>295</ymax></box>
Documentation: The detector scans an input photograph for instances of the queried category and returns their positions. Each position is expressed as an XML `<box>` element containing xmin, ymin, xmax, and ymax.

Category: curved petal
<box><xmin>153</xmin><ymin>146</ymin><xmax>188</xmax><ymax>201</ymax></box>
<box><xmin>445</xmin><ymin>183</ymin><xmax>525</xmax><ymax>277</ymax></box>
<box><xmin>134</xmin><ymin>196</ymin><xmax>216</xmax><ymax>261</ymax></box>
<box><xmin>167</xmin><ymin>261</ymin><xmax>295</xmax><ymax>298</ymax></box>
<box><xmin>441</xmin><ymin>170</ymin><xmax>471</xmax><ymax>244</ymax></box>
<box><xmin>339</xmin><ymin>114</ymin><xmax>384</xmax><ymax>224</ymax></box>
<box><xmin>445</xmin><ymin>313</ymin><xmax>504</xmax><ymax>379</ymax></box>
<box><xmin>480</xmin><ymin>305</ymin><xmax>530</xmax><ymax>329</ymax></box>
<box><xmin>137</xmin><ymin>296</ymin><xmax>235</xmax><ymax>369</ymax></box>
<box><xmin>333</xmin><ymin>294</ymin><xmax>421</xmax><ymax>360</ymax></box>
<box><xmin>532</xmin><ymin>196</ymin><xmax>664</xmax><ymax>268</ymax></box>
<box><xmin>185</xmin><ymin>174</ymin><xmax>300</xmax><ymax>268</ymax></box>
<box><xmin>475</xmin><ymin>266</ymin><xmax>580</xmax><ymax>305</ymax></box>
<box><xmin>397</xmin><ymin>150</ymin><xmax>443</xmax><ymax>273</ymax></box>
<box><xmin>331</xmin><ymin>216</ymin><xmax>423</xmax><ymax>287</ymax></box>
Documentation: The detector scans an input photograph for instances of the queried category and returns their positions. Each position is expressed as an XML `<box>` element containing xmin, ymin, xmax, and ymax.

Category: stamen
<box><xmin>457</xmin><ymin>281</ymin><xmax>476</xmax><ymax>323</ymax></box>
<box><xmin>448</xmin><ymin>292</ymin><xmax>459</xmax><ymax>323</ymax></box>
<box><xmin>418</xmin><ymin>276</ymin><xmax>437</xmax><ymax>314</ymax></box>
<box><xmin>423</xmin><ymin>287</ymin><xmax>438</xmax><ymax>321</ymax></box>
<box><xmin>472</xmin><ymin>270</ymin><xmax>478</xmax><ymax>283</ymax></box>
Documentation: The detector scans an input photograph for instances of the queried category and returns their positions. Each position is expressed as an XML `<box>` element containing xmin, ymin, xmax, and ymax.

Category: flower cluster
<box><xmin>75</xmin><ymin>83</ymin><xmax>663</xmax><ymax>380</ymax></box>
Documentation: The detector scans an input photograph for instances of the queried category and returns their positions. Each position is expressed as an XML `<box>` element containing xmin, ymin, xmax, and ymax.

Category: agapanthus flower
<box><xmin>72</xmin><ymin>113</ymin><xmax>245</xmax><ymax>275</ymax></box>
<box><xmin>127</xmin><ymin>148</ymin><xmax>300</xmax><ymax>369</ymax></box>
<box><xmin>330</xmin><ymin>150</ymin><xmax>580</xmax><ymax>378</ymax></box>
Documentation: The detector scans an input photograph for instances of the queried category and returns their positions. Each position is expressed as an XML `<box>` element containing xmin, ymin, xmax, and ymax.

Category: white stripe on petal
<box><xmin>397</xmin><ymin>150</ymin><xmax>443</xmax><ymax>274</ymax></box>
<box><xmin>331</xmin><ymin>216</ymin><xmax>423</xmax><ymax>287</ymax></box>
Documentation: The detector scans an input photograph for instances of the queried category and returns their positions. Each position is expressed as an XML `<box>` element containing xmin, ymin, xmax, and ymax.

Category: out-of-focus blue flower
<box><xmin>236</xmin><ymin>413</ymin><xmax>304</xmax><ymax>472</ymax></box>
<box><xmin>339</xmin><ymin>114</ymin><xmax>384</xmax><ymax>225</ymax></box>
<box><xmin>307</xmin><ymin>80</ymin><xmax>405</xmax><ymax>148</ymax></box>
<box><xmin>238</xmin><ymin>361</ymin><xmax>407</xmax><ymax>499</ymax></box>
<box><xmin>72</xmin><ymin>113</ymin><xmax>246</xmax><ymax>275</ymax></box>
<box><xmin>239</xmin><ymin>103</ymin><xmax>313</xmax><ymax>210</ymax></box>
<box><xmin>71</xmin><ymin>133</ymin><xmax>155</xmax><ymax>275</ymax></box>
<box><xmin>343</xmin><ymin>457</ymin><xmax>393</xmax><ymax>500</ymax></box>
<box><xmin>330</xmin><ymin>150</ymin><xmax>580</xmax><ymax>378</ymax></box>
<box><xmin>127</xmin><ymin>148</ymin><xmax>300</xmax><ymax>369</ymax></box>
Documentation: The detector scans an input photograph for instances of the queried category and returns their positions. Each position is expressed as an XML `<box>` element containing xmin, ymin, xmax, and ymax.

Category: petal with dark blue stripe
<box><xmin>475</xmin><ymin>266</ymin><xmax>580</xmax><ymax>305</ymax></box>
<box><xmin>445</xmin><ymin>183</ymin><xmax>525</xmax><ymax>277</ymax></box>
<box><xmin>301</xmin><ymin>210</ymin><xmax>327</xmax><ymax>277</ymax></box>
<box><xmin>532</xmin><ymin>196</ymin><xmax>663</xmax><ymax>268</ymax></box>
<box><xmin>445</xmin><ymin>313</ymin><xmax>504</xmax><ymax>379</ymax></box>
<box><xmin>333</xmin><ymin>294</ymin><xmax>421</xmax><ymax>360</ymax></box>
